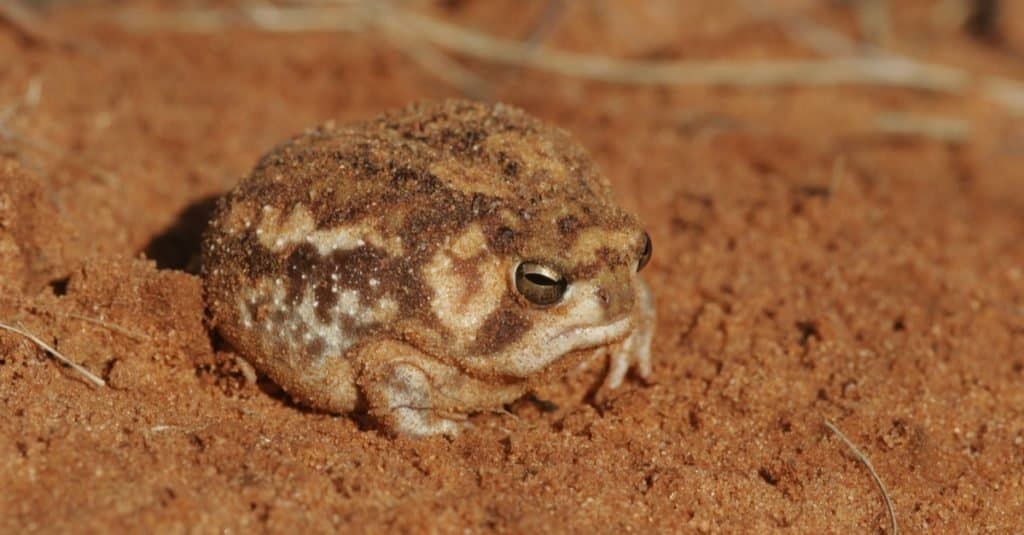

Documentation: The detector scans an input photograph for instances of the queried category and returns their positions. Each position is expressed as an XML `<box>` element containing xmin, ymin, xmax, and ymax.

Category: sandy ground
<box><xmin>1</xmin><ymin>1</ymin><xmax>1023</xmax><ymax>532</ymax></box>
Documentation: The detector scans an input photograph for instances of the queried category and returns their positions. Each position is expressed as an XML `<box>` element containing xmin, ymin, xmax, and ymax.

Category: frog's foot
<box><xmin>603</xmin><ymin>279</ymin><xmax>655</xmax><ymax>390</ymax></box>
<box><xmin>369</xmin><ymin>362</ymin><xmax>463</xmax><ymax>437</ymax></box>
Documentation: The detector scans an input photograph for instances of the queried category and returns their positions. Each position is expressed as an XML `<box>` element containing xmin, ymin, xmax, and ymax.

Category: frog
<box><xmin>201</xmin><ymin>99</ymin><xmax>655</xmax><ymax>437</ymax></box>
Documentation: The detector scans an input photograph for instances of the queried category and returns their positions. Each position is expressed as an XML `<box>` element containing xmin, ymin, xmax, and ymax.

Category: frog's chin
<box><xmin>495</xmin><ymin>315</ymin><xmax>633</xmax><ymax>379</ymax></box>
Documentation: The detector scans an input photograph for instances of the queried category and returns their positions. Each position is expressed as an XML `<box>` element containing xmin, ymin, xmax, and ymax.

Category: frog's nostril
<box><xmin>595</xmin><ymin>283</ymin><xmax>634</xmax><ymax>319</ymax></box>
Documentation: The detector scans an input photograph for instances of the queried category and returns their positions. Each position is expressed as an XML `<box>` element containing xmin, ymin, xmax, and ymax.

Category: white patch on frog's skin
<box><xmin>309</xmin><ymin>227</ymin><xmax>404</xmax><ymax>257</ymax></box>
<box><xmin>338</xmin><ymin>288</ymin><xmax>398</xmax><ymax>326</ymax></box>
<box><xmin>238</xmin><ymin>277</ymin><xmax>399</xmax><ymax>364</ymax></box>
<box><xmin>293</xmin><ymin>286</ymin><xmax>353</xmax><ymax>359</ymax></box>
<box><xmin>309</xmin><ymin>229</ymin><xmax>366</xmax><ymax>254</ymax></box>
<box><xmin>336</xmin><ymin>289</ymin><xmax>361</xmax><ymax>318</ymax></box>
<box><xmin>423</xmin><ymin>225</ymin><xmax>504</xmax><ymax>344</ymax></box>
<box><xmin>256</xmin><ymin>205</ymin><xmax>315</xmax><ymax>251</ymax></box>
<box><xmin>449</xmin><ymin>225</ymin><xmax>489</xmax><ymax>260</ymax></box>
<box><xmin>463</xmin><ymin>279</ymin><xmax>635</xmax><ymax>378</ymax></box>
<box><xmin>256</xmin><ymin>205</ymin><xmax>403</xmax><ymax>256</ymax></box>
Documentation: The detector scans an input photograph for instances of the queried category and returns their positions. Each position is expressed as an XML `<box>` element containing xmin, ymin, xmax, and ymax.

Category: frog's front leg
<box><xmin>356</xmin><ymin>340</ymin><xmax>464</xmax><ymax>437</ymax></box>
<box><xmin>604</xmin><ymin>278</ymin><xmax>656</xmax><ymax>389</ymax></box>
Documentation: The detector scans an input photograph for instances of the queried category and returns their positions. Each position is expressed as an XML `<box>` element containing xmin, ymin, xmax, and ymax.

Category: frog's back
<box><xmin>234</xmin><ymin>100</ymin><xmax>612</xmax><ymax>227</ymax></box>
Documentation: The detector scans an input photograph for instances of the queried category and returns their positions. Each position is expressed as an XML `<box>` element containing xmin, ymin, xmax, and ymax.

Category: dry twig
<box><xmin>740</xmin><ymin>0</ymin><xmax>866</xmax><ymax>56</ymax></box>
<box><xmin>378</xmin><ymin>15</ymin><xmax>488</xmax><ymax>97</ymax></box>
<box><xmin>824</xmin><ymin>418</ymin><xmax>898</xmax><ymax>535</ymax></box>
<box><xmin>521</xmin><ymin>0</ymin><xmax>567</xmax><ymax>48</ymax></box>
<box><xmin>21</xmin><ymin>303</ymin><xmax>153</xmax><ymax>342</ymax></box>
<box><xmin>0</xmin><ymin>320</ymin><xmax>106</xmax><ymax>387</ymax></box>
<box><xmin>108</xmin><ymin>2</ymin><xmax>1024</xmax><ymax>116</ymax></box>
<box><xmin>874</xmin><ymin>112</ymin><xmax>970</xmax><ymax>142</ymax></box>
<box><xmin>391</xmin><ymin>8</ymin><xmax>969</xmax><ymax>92</ymax></box>
<box><xmin>59</xmin><ymin>313</ymin><xmax>152</xmax><ymax>343</ymax></box>
<box><xmin>0</xmin><ymin>0</ymin><xmax>55</xmax><ymax>45</ymax></box>
<box><xmin>854</xmin><ymin>0</ymin><xmax>892</xmax><ymax>47</ymax></box>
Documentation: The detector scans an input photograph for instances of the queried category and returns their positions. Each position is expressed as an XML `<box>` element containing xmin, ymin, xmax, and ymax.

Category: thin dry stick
<box><xmin>854</xmin><ymin>0</ymin><xmax>892</xmax><ymax>48</ymax></box>
<box><xmin>0</xmin><ymin>320</ymin><xmax>106</xmax><ymax>387</ymax></box>
<box><xmin>481</xmin><ymin>0</ymin><xmax>568</xmax><ymax>97</ymax></box>
<box><xmin>111</xmin><ymin>4</ymin><xmax>968</xmax><ymax>91</ymax></box>
<box><xmin>874</xmin><ymin>112</ymin><xmax>970</xmax><ymax>143</ymax></box>
<box><xmin>110</xmin><ymin>3</ymin><xmax>1024</xmax><ymax>114</ymax></box>
<box><xmin>379</xmin><ymin>16</ymin><xmax>489</xmax><ymax>97</ymax></box>
<box><xmin>383</xmin><ymin>0</ymin><xmax>564</xmax><ymax>97</ymax></box>
<box><xmin>740</xmin><ymin>0</ymin><xmax>865</xmax><ymax>56</ymax></box>
<box><xmin>393</xmin><ymin>9</ymin><xmax>969</xmax><ymax>92</ymax></box>
<box><xmin>743</xmin><ymin>1</ymin><xmax>1024</xmax><ymax>115</ymax></box>
<box><xmin>116</xmin><ymin>3</ymin><xmax>491</xmax><ymax>95</ymax></box>
<box><xmin>985</xmin><ymin>77</ymin><xmax>1024</xmax><ymax>113</ymax></box>
<box><xmin>60</xmin><ymin>313</ymin><xmax>152</xmax><ymax>343</ymax></box>
<box><xmin>0</xmin><ymin>0</ymin><xmax>55</xmax><ymax>45</ymax></box>
<box><xmin>522</xmin><ymin>0</ymin><xmax>566</xmax><ymax>47</ymax></box>
<box><xmin>824</xmin><ymin>418</ymin><xmax>898</xmax><ymax>535</ymax></box>
<box><xmin>0</xmin><ymin>77</ymin><xmax>41</xmax><ymax>124</ymax></box>
<box><xmin>399</xmin><ymin>6</ymin><xmax>1024</xmax><ymax>113</ymax></box>
<box><xmin>743</xmin><ymin>4</ymin><xmax>972</xmax><ymax>142</ymax></box>
<box><xmin>113</xmin><ymin>4</ymin><xmax>372</xmax><ymax>33</ymax></box>
<box><xmin>21</xmin><ymin>304</ymin><xmax>152</xmax><ymax>342</ymax></box>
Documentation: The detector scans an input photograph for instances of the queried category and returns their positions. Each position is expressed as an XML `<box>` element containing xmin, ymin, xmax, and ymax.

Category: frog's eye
<box><xmin>515</xmin><ymin>262</ymin><xmax>567</xmax><ymax>306</ymax></box>
<box><xmin>637</xmin><ymin>231</ymin><xmax>652</xmax><ymax>272</ymax></box>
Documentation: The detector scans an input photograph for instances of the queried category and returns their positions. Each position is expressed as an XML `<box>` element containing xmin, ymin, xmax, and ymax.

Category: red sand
<box><xmin>1</xmin><ymin>2</ymin><xmax>1022</xmax><ymax>532</ymax></box>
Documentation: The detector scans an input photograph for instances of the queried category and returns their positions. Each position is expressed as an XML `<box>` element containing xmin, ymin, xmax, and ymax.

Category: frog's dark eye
<box><xmin>514</xmin><ymin>262</ymin><xmax>567</xmax><ymax>306</ymax></box>
<box><xmin>637</xmin><ymin>231</ymin><xmax>652</xmax><ymax>272</ymax></box>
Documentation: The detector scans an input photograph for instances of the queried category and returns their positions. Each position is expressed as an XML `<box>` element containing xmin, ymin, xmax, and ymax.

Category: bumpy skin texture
<box><xmin>202</xmin><ymin>100</ymin><xmax>655</xmax><ymax>436</ymax></box>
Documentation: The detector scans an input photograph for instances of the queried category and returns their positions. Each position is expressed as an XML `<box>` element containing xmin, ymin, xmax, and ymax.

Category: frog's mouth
<box><xmin>548</xmin><ymin>317</ymin><xmax>632</xmax><ymax>350</ymax></box>
<box><xmin>498</xmin><ymin>314</ymin><xmax>633</xmax><ymax>378</ymax></box>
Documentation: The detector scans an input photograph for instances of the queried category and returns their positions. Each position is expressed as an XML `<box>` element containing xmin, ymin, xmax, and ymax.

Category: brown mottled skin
<box><xmin>202</xmin><ymin>100</ymin><xmax>655</xmax><ymax>436</ymax></box>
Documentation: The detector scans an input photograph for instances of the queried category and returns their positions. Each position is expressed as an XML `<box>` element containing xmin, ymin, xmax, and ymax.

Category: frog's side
<box><xmin>202</xmin><ymin>100</ymin><xmax>654</xmax><ymax>436</ymax></box>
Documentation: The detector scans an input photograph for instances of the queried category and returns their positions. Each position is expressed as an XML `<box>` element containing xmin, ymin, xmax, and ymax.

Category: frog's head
<box><xmin>391</xmin><ymin>98</ymin><xmax>654</xmax><ymax>379</ymax></box>
<box><xmin>420</xmin><ymin>182</ymin><xmax>652</xmax><ymax>380</ymax></box>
